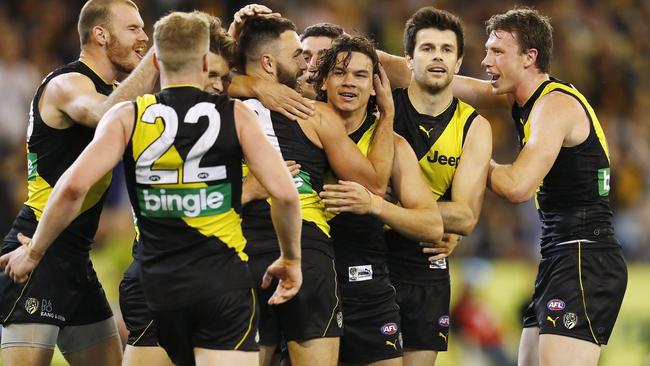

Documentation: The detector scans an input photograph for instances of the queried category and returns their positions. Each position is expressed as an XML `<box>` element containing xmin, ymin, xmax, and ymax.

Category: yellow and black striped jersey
<box><xmin>123</xmin><ymin>86</ymin><xmax>251</xmax><ymax>311</ymax></box>
<box><xmin>387</xmin><ymin>88</ymin><xmax>477</xmax><ymax>284</ymax></box>
<box><xmin>327</xmin><ymin>114</ymin><xmax>393</xmax><ymax>300</ymax></box>
<box><xmin>3</xmin><ymin>61</ymin><xmax>113</xmax><ymax>262</ymax></box>
<box><xmin>512</xmin><ymin>78</ymin><xmax>618</xmax><ymax>252</ymax></box>
<box><xmin>241</xmin><ymin>99</ymin><xmax>331</xmax><ymax>257</ymax></box>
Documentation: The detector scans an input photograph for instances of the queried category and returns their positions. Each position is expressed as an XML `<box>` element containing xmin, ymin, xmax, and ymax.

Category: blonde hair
<box><xmin>78</xmin><ymin>0</ymin><xmax>138</xmax><ymax>46</ymax></box>
<box><xmin>154</xmin><ymin>12</ymin><xmax>209</xmax><ymax>72</ymax></box>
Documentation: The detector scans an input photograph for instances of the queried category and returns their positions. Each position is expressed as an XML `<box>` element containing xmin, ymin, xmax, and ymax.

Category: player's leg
<box><xmin>0</xmin><ymin>323</ymin><xmax>57</xmax><ymax>366</ymax></box>
<box><xmin>517</xmin><ymin>327</ymin><xmax>539</xmax><ymax>366</ymax></box>
<box><xmin>123</xmin><ymin>345</ymin><xmax>173</xmax><ymax>366</ymax></box>
<box><xmin>402</xmin><ymin>350</ymin><xmax>436</xmax><ymax>366</ymax></box>
<box><xmin>119</xmin><ymin>261</ymin><xmax>173</xmax><ymax>366</ymax></box>
<box><xmin>58</xmin><ymin>317</ymin><xmax>122</xmax><ymax>366</ymax></box>
<box><xmin>539</xmin><ymin>334</ymin><xmax>599</xmax><ymax>366</ymax></box>
<box><xmin>194</xmin><ymin>348</ymin><xmax>259</xmax><ymax>366</ymax></box>
<box><xmin>281</xmin><ymin>249</ymin><xmax>343</xmax><ymax>366</ymax></box>
<box><xmin>287</xmin><ymin>337</ymin><xmax>339</xmax><ymax>366</ymax></box>
<box><xmin>260</xmin><ymin>344</ymin><xmax>279</xmax><ymax>366</ymax></box>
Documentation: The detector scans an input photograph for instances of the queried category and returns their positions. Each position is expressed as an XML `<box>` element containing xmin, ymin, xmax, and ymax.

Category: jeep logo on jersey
<box><xmin>381</xmin><ymin>323</ymin><xmax>398</xmax><ymax>335</ymax></box>
<box><xmin>136</xmin><ymin>184</ymin><xmax>231</xmax><ymax>218</ymax></box>
<box><xmin>547</xmin><ymin>299</ymin><xmax>565</xmax><ymax>311</ymax></box>
<box><xmin>438</xmin><ymin>315</ymin><xmax>450</xmax><ymax>328</ymax></box>
<box><xmin>426</xmin><ymin>150</ymin><xmax>460</xmax><ymax>166</ymax></box>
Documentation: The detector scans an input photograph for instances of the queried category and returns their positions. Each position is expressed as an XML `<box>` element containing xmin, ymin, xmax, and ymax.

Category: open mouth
<box><xmin>487</xmin><ymin>72</ymin><xmax>500</xmax><ymax>84</ymax></box>
<box><xmin>427</xmin><ymin>66</ymin><xmax>447</xmax><ymax>74</ymax></box>
<box><xmin>134</xmin><ymin>46</ymin><xmax>146</xmax><ymax>59</ymax></box>
<box><xmin>338</xmin><ymin>91</ymin><xmax>358</xmax><ymax>101</ymax></box>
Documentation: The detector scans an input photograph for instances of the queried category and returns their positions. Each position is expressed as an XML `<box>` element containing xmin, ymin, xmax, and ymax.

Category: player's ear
<box><xmin>202</xmin><ymin>53</ymin><xmax>208</xmax><ymax>73</ymax></box>
<box><xmin>455</xmin><ymin>55</ymin><xmax>463</xmax><ymax>74</ymax></box>
<box><xmin>152</xmin><ymin>52</ymin><xmax>160</xmax><ymax>72</ymax></box>
<box><xmin>405</xmin><ymin>53</ymin><xmax>414</xmax><ymax>71</ymax></box>
<box><xmin>92</xmin><ymin>26</ymin><xmax>108</xmax><ymax>46</ymax></box>
<box><xmin>261</xmin><ymin>54</ymin><xmax>274</xmax><ymax>74</ymax></box>
<box><xmin>524</xmin><ymin>48</ymin><xmax>538</xmax><ymax>69</ymax></box>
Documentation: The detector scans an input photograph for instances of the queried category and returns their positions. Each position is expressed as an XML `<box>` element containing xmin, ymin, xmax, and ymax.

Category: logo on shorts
<box><xmin>429</xmin><ymin>258</ymin><xmax>447</xmax><ymax>270</ymax></box>
<box><xmin>563</xmin><ymin>312</ymin><xmax>578</xmax><ymax>329</ymax></box>
<box><xmin>336</xmin><ymin>311</ymin><xmax>343</xmax><ymax>328</ymax></box>
<box><xmin>348</xmin><ymin>265</ymin><xmax>372</xmax><ymax>282</ymax></box>
<box><xmin>385</xmin><ymin>339</ymin><xmax>398</xmax><ymax>350</ymax></box>
<box><xmin>438</xmin><ymin>315</ymin><xmax>450</xmax><ymax>328</ymax></box>
<box><xmin>24</xmin><ymin>298</ymin><xmax>39</xmax><ymax>314</ymax></box>
<box><xmin>381</xmin><ymin>322</ymin><xmax>398</xmax><ymax>335</ymax></box>
<box><xmin>546</xmin><ymin>299</ymin><xmax>566</xmax><ymax>311</ymax></box>
<box><xmin>439</xmin><ymin>332</ymin><xmax>448</xmax><ymax>343</ymax></box>
<box><xmin>547</xmin><ymin>315</ymin><xmax>559</xmax><ymax>327</ymax></box>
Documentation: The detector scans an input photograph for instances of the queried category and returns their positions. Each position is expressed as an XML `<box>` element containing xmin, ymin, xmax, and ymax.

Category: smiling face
<box><xmin>105</xmin><ymin>2</ymin><xmax>148</xmax><ymax>73</ymax></box>
<box><xmin>481</xmin><ymin>29</ymin><xmax>528</xmax><ymax>95</ymax></box>
<box><xmin>407</xmin><ymin>27</ymin><xmax>461</xmax><ymax>94</ymax></box>
<box><xmin>299</xmin><ymin>35</ymin><xmax>334</xmax><ymax>98</ymax></box>
<box><xmin>321</xmin><ymin>51</ymin><xmax>375</xmax><ymax>114</ymax></box>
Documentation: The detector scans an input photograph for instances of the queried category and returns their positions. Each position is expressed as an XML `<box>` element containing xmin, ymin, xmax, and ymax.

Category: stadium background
<box><xmin>0</xmin><ymin>0</ymin><xmax>648</xmax><ymax>364</ymax></box>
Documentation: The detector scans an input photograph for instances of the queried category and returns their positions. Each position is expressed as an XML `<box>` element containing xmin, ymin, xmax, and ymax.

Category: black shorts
<box><xmin>523</xmin><ymin>246</ymin><xmax>627</xmax><ymax>345</ymax></box>
<box><xmin>119</xmin><ymin>260</ymin><xmax>158</xmax><ymax>347</ymax></box>
<box><xmin>248</xmin><ymin>248</ymin><xmax>343</xmax><ymax>345</ymax></box>
<box><xmin>339</xmin><ymin>293</ymin><xmax>402</xmax><ymax>364</ymax></box>
<box><xmin>393</xmin><ymin>280</ymin><xmax>450</xmax><ymax>351</ymax></box>
<box><xmin>0</xmin><ymin>249</ymin><xmax>113</xmax><ymax>328</ymax></box>
<box><xmin>153</xmin><ymin>287</ymin><xmax>259</xmax><ymax>366</ymax></box>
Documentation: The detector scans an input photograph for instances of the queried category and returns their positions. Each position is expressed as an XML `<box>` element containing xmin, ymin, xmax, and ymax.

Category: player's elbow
<box><xmin>503</xmin><ymin>186</ymin><xmax>534</xmax><ymax>204</ymax></box>
<box><xmin>59</xmin><ymin>181</ymin><xmax>89</xmax><ymax>202</ymax></box>
<box><xmin>367</xmin><ymin>184</ymin><xmax>387</xmax><ymax>197</ymax></box>
<box><xmin>271</xmin><ymin>186</ymin><xmax>300</xmax><ymax>208</ymax></box>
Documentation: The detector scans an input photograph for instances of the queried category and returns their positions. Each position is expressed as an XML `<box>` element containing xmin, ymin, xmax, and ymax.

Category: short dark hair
<box><xmin>404</xmin><ymin>7</ymin><xmax>464</xmax><ymax>57</ymax></box>
<box><xmin>313</xmin><ymin>34</ymin><xmax>379</xmax><ymax>113</ymax></box>
<box><xmin>237</xmin><ymin>16</ymin><xmax>296</xmax><ymax>71</ymax></box>
<box><xmin>205</xmin><ymin>15</ymin><xmax>237</xmax><ymax>67</ymax></box>
<box><xmin>486</xmin><ymin>7</ymin><xmax>553</xmax><ymax>73</ymax></box>
<box><xmin>300</xmin><ymin>23</ymin><xmax>344</xmax><ymax>42</ymax></box>
<box><xmin>78</xmin><ymin>0</ymin><xmax>138</xmax><ymax>46</ymax></box>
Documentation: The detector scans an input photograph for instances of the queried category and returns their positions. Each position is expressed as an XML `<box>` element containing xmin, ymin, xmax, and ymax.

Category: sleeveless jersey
<box><xmin>327</xmin><ymin>114</ymin><xmax>393</xmax><ymax>300</ymax></box>
<box><xmin>512</xmin><ymin>78</ymin><xmax>619</xmax><ymax>254</ymax></box>
<box><xmin>3</xmin><ymin>61</ymin><xmax>113</xmax><ymax>262</ymax></box>
<box><xmin>241</xmin><ymin>99</ymin><xmax>331</xmax><ymax>256</ymax></box>
<box><xmin>387</xmin><ymin>88</ymin><xmax>477</xmax><ymax>284</ymax></box>
<box><xmin>123</xmin><ymin>86</ymin><xmax>251</xmax><ymax>311</ymax></box>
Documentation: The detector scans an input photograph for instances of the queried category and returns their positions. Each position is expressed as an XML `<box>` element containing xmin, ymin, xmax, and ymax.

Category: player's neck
<box><xmin>407</xmin><ymin>81</ymin><xmax>453</xmax><ymax>117</ymax></box>
<box><xmin>159</xmin><ymin>70</ymin><xmax>203</xmax><ymax>90</ymax></box>
<box><xmin>79</xmin><ymin>48</ymin><xmax>118</xmax><ymax>85</ymax></box>
<box><xmin>246</xmin><ymin>65</ymin><xmax>281</xmax><ymax>85</ymax></box>
<box><xmin>513</xmin><ymin>72</ymin><xmax>549</xmax><ymax>106</ymax></box>
<box><xmin>336</xmin><ymin>105</ymin><xmax>367</xmax><ymax>133</ymax></box>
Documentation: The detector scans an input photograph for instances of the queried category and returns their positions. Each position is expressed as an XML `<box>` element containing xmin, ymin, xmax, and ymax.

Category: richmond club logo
<box><xmin>24</xmin><ymin>298</ymin><xmax>39</xmax><ymax>315</ymax></box>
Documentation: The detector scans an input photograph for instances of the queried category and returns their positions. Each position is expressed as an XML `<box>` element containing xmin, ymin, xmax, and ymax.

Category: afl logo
<box><xmin>438</xmin><ymin>315</ymin><xmax>450</xmax><ymax>328</ymax></box>
<box><xmin>381</xmin><ymin>322</ymin><xmax>398</xmax><ymax>335</ymax></box>
<box><xmin>149</xmin><ymin>175</ymin><xmax>160</xmax><ymax>182</ymax></box>
<box><xmin>546</xmin><ymin>299</ymin><xmax>565</xmax><ymax>311</ymax></box>
<box><xmin>197</xmin><ymin>172</ymin><xmax>209</xmax><ymax>179</ymax></box>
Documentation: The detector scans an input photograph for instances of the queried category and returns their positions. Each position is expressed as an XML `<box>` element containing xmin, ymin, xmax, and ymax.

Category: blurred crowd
<box><xmin>1</xmin><ymin>0</ymin><xmax>648</xmax><ymax>261</ymax></box>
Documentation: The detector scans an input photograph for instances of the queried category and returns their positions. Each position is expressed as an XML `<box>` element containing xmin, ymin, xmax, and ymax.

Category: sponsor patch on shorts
<box><xmin>546</xmin><ymin>299</ymin><xmax>566</xmax><ymax>311</ymax></box>
<box><xmin>429</xmin><ymin>258</ymin><xmax>447</xmax><ymax>269</ymax></box>
<box><xmin>348</xmin><ymin>265</ymin><xmax>372</xmax><ymax>282</ymax></box>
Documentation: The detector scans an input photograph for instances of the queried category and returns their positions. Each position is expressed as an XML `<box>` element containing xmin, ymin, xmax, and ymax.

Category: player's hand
<box><xmin>245</xmin><ymin>161</ymin><xmax>300</xmax><ymax>201</ymax></box>
<box><xmin>0</xmin><ymin>233</ymin><xmax>43</xmax><ymax>284</ymax></box>
<box><xmin>421</xmin><ymin>233</ymin><xmax>462</xmax><ymax>262</ymax></box>
<box><xmin>320</xmin><ymin>180</ymin><xmax>383</xmax><ymax>215</ymax></box>
<box><xmin>374</xmin><ymin>64</ymin><xmax>394</xmax><ymax>117</ymax></box>
<box><xmin>228</xmin><ymin>4</ymin><xmax>281</xmax><ymax>39</ymax></box>
<box><xmin>262</xmin><ymin>256</ymin><xmax>302</xmax><ymax>305</ymax></box>
<box><xmin>253</xmin><ymin>79</ymin><xmax>315</xmax><ymax>121</ymax></box>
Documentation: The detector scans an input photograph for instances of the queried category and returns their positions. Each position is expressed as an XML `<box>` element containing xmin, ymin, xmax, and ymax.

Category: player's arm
<box><xmin>47</xmin><ymin>51</ymin><xmax>157</xmax><ymax>128</ymax></box>
<box><xmin>315</xmin><ymin>104</ymin><xmax>392</xmax><ymax>195</ymax></box>
<box><xmin>241</xmin><ymin>160</ymin><xmax>301</xmax><ymax>205</ymax></box>
<box><xmin>451</xmin><ymin>75</ymin><xmax>512</xmax><ymax>110</ymax></box>
<box><xmin>377</xmin><ymin>50</ymin><xmax>411</xmax><ymax>88</ymax></box>
<box><xmin>227</xmin><ymin>74</ymin><xmax>314</xmax><ymax>121</ymax></box>
<box><xmin>437</xmin><ymin>116</ymin><xmax>492</xmax><ymax>235</ymax></box>
<box><xmin>0</xmin><ymin>102</ymin><xmax>134</xmax><ymax>282</ymax></box>
<box><xmin>489</xmin><ymin>93</ymin><xmax>576</xmax><ymax>203</ymax></box>
<box><xmin>321</xmin><ymin>135</ymin><xmax>443</xmax><ymax>242</ymax></box>
<box><xmin>234</xmin><ymin>100</ymin><xmax>302</xmax><ymax>304</ymax></box>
